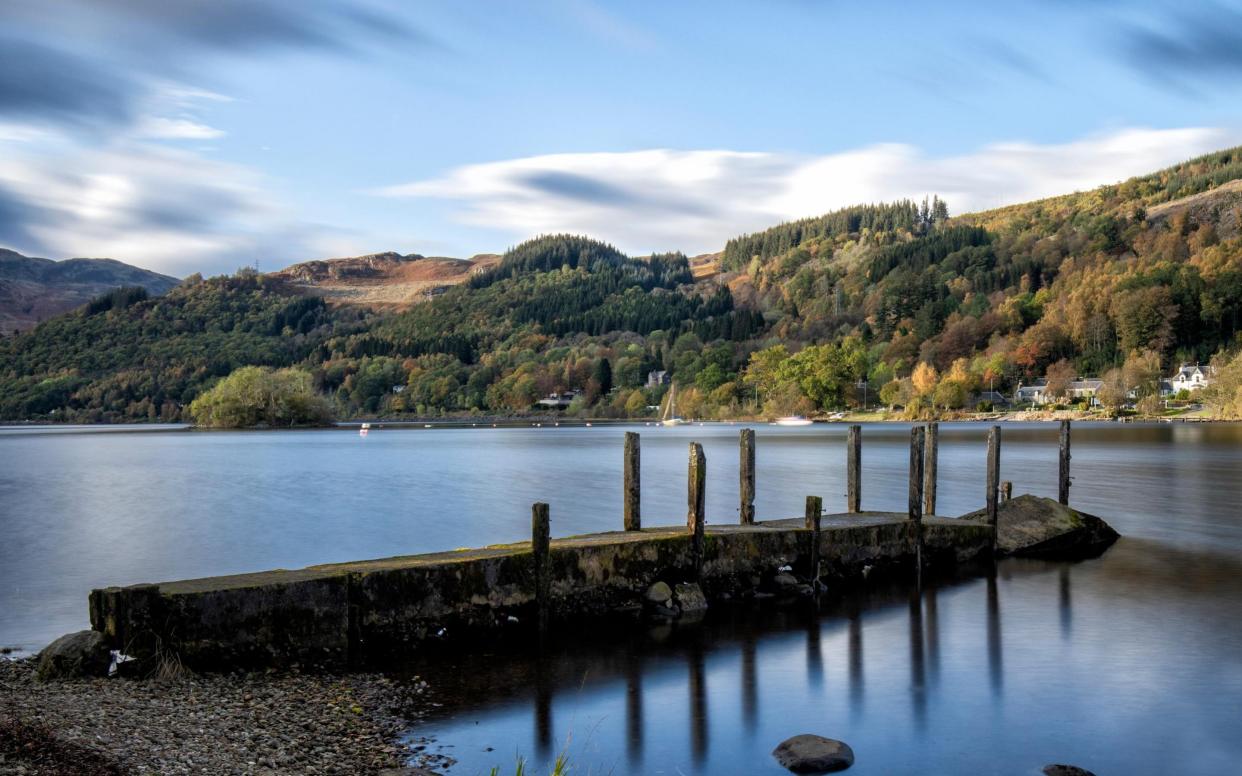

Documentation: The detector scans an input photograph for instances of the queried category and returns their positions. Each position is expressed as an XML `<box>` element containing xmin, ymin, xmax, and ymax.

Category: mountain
<box><xmin>4</xmin><ymin>145</ymin><xmax>1242</xmax><ymax>423</ymax></box>
<box><xmin>268</xmin><ymin>251</ymin><xmax>502</xmax><ymax>309</ymax></box>
<box><xmin>0</xmin><ymin>250</ymin><xmax>180</xmax><ymax>334</ymax></box>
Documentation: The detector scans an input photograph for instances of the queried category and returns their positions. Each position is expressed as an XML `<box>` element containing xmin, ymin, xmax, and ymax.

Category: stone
<box><xmin>1043</xmin><ymin>766</ymin><xmax>1096</xmax><ymax>776</ymax></box>
<box><xmin>961</xmin><ymin>494</ymin><xmax>1119</xmax><ymax>559</ymax></box>
<box><xmin>772</xmin><ymin>734</ymin><xmax>854</xmax><ymax>773</ymax></box>
<box><xmin>645</xmin><ymin>581</ymin><xmax>673</xmax><ymax>605</ymax></box>
<box><xmin>36</xmin><ymin>630</ymin><xmax>112</xmax><ymax>680</ymax></box>
<box><xmin>672</xmin><ymin>582</ymin><xmax>707</xmax><ymax>614</ymax></box>
<box><xmin>774</xmin><ymin>573</ymin><xmax>800</xmax><ymax>589</ymax></box>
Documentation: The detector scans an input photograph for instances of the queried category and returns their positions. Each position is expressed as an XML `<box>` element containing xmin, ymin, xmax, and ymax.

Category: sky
<box><xmin>3</xmin><ymin>1</ymin><xmax>1242</xmax><ymax>278</ymax></box>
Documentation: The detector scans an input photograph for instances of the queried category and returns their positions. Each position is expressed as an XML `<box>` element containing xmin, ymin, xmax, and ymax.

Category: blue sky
<box><xmin>2</xmin><ymin>1</ymin><xmax>1242</xmax><ymax>276</ymax></box>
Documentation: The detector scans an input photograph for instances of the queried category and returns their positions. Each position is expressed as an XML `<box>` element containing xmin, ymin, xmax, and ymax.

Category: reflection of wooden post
<box><xmin>1001</xmin><ymin>481</ymin><xmax>1013</xmax><ymax>502</ymax></box>
<box><xmin>739</xmin><ymin>428</ymin><xmax>756</xmax><ymax>525</ymax></box>
<box><xmin>532</xmin><ymin>502</ymin><xmax>551</xmax><ymax>633</ymax></box>
<box><xmin>1058</xmin><ymin>420</ymin><xmax>1071</xmax><ymax>505</ymax></box>
<box><xmin>624</xmin><ymin>432</ymin><xmax>641</xmax><ymax>531</ymax></box>
<box><xmin>847</xmin><ymin>425</ymin><xmax>861</xmax><ymax>513</ymax></box>
<box><xmin>923</xmin><ymin>422</ymin><xmax>938</xmax><ymax>516</ymax></box>
<box><xmin>688</xmin><ymin>443</ymin><xmax>706</xmax><ymax>577</ymax></box>
<box><xmin>908</xmin><ymin>426</ymin><xmax>925</xmax><ymax>522</ymax></box>
<box><xmin>986</xmin><ymin>426</ymin><xmax>1001</xmax><ymax>544</ymax></box>
<box><xmin>805</xmin><ymin>495</ymin><xmax>822</xmax><ymax>585</ymax></box>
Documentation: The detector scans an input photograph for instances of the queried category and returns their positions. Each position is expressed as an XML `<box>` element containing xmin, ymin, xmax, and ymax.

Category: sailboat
<box><xmin>661</xmin><ymin>383</ymin><xmax>684</xmax><ymax>426</ymax></box>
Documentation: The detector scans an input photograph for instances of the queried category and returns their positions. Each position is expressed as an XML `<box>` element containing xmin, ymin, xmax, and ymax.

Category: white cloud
<box><xmin>375</xmin><ymin>127</ymin><xmax>1242</xmax><ymax>255</ymax></box>
<box><xmin>133</xmin><ymin>116</ymin><xmax>226</xmax><ymax>140</ymax></box>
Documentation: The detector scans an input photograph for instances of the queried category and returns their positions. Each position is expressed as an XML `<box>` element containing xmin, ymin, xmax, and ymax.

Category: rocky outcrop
<box><xmin>963</xmin><ymin>495</ymin><xmax>1119</xmax><ymax>559</ymax></box>
<box><xmin>36</xmin><ymin>630</ymin><xmax>112</xmax><ymax>680</ymax></box>
<box><xmin>1043</xmin><ymin>765</ymin><xmax>1096</xmax><ymax>776</ymax></box>
<box><xmin>772</xmin><ymin>734</ymin><xmax>854</xmax><ymax>773</ymax></box>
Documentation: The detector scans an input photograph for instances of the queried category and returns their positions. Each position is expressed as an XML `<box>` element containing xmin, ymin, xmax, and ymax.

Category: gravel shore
<box><xmin>0</xmin><ymin>658</ymin><xmax>451</xmax><ymax>775</ymax></box>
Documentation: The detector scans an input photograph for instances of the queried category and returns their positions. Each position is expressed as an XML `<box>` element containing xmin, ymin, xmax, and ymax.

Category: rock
<box><xmin>672</xmin><ymin>583</ymin><xmax>707</xmax><ymax>614</ymax></box>
<box><xmin>645</xmin><ymin>581</ymin><xmax>673</xmax><ymax>605</ymax></box>
<box><xmin>36</xmin><ymin>630</ymin><xmax>112</xmax><ymax>680</ymax></box>
<box><xmin>774</xmin><ymin>573</ymin><xmax>800</xmax><ymax>589</ymax></box>
<box><xmin>961</xmin><ymin>495</ymin><xmax>1119</xmax><ymax>559</ymax></box>
<box><xmin>772</xmin><ymin>734</ymin><xmax>854</xmax><ymax>773</ymax></box>
<box><xmin>1043</xmin><ymin>766</ymin><xmax>1096</xmax><ymax>776</ymax></box>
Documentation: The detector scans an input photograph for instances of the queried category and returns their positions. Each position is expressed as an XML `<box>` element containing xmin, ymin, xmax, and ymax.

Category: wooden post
<box><xmin>1058</xmin><ymin>420</ymin><xmax>1071</xmax><ymax>505</ymax></box>
<box><xmin>532</xmin><ymin>502</ymin><xmax>551</xmax><ymax>633</ymax></box>
<box><xmin>623</xmin><ymin>432</ymin><xmax>641</xmax><ymax>531</ymax></box>
<box><xmin>908</xmin><ymin>426</ymin><xmax>925</xmax><ymax>522</ymax></box>
<box><xmin>1001</xmin><ymin>481</ymin><xmax>1013</xmax><ymax>502</ymax></box>
<box><xmin>739</xmin><ymin>428</ymin><xmax>756</xmax><ymax>525</ymax></box>
<box><xmin>805</xmin><ymin>495</ymin><xmax>822</xmax><ymax>586</ymax></box>
<box><xmin>688</xmin><ymin>442</ymin><xmax>706</xmax><ymax>576</ymax></box>
<box><xmin>986</xmin><ymin>426</ymin><xmax>1001</xmax><ymax>540</ymax></box>
<box><xmin>923</xmin><ymin>422</ymin><xmax>938</xmax><ymax>516</ymax></box>
<box><xmin>847</xmin><ymin>425</ymin><xmax>861</xmax><ymax>513</ymax></box>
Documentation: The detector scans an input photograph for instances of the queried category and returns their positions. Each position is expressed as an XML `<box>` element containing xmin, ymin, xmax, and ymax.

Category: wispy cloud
<box><xmin>1117</xmin><ymin>2</ymin><xmax>1242</xmax><ymax>89</ymax></box>
<box><xmin>375</xmin><ymin>127</ymin><xmax>1240</xmax><ymax>254</ymax></box>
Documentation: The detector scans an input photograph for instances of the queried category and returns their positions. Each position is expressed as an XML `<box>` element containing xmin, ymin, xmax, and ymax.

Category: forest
<box><xmin>3</xmin><ymin>146</ymin><xmax>1242</xmax><ymax>423</ymax></box>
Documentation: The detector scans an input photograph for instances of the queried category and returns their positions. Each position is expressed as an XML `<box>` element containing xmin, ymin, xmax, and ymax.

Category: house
<box><xmin>973</xmin><ymin>390</ymin><xmax>1011</xmax><ymax>408</ymax></box>
<box><xmin>1163</xmin><ymin>364</ymin><xmax>1214</xmax><ymax>396</ymax></box>
<box><xmin>536</xmin><ymin>390</ymin><xmax>581</xmax><ymax>410</ymax></box>
<box><xmin>646</xmin><ymin>370</ymin><xmax>671</xmax><ymax>388</ymax></box>
<box><xmin>1015</xmin><ymin>377</ymin><xmax>1104</xmax><ymax>406</ymax></box>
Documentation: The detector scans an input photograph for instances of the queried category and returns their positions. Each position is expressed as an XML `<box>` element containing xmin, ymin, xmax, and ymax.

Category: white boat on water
<box><xmin>774</xmin><ymin>416</ymin><xmax>813</xmax><ymax>427</ymax></box>
<box><xmin>661</xmin><ymin>383</ymin><xmax>684</xmax><ymax>426</ymax></box>
<box><xmin>359</xmin><ymin>422</ymin><xmax>371</xmax><ymax>436</ymax></box>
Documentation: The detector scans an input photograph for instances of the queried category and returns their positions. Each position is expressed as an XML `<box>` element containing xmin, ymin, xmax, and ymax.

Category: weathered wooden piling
<box><xmin>908</xmin><ymin>426</ymin><xmax>925</xmax><ymax>522</ymax></box>
<box><xmin>623</xmin><ymin>432</ymin><xmax>641</xmax><ymax>531</ymax></box>
<box><xmin>805</xmin><ymin>495</ymin><xmax>822</xmax><ymax>585</ymax></box>
<box><xmin>739</xmin><ymin>428</ymin><xmax>756</xmax><ymax>525</ymax></box>
<box><xmin>532</xmin><ymin>502</ymin><xmax>551</xmax><ymax>632</ymax></box>
<box><xmin>1058</xmin><ymin>420</ymin><xmax>1072</xmax><ymax>505</ymax></box>
<box><xmin>847</xmin><ymin>425</ymin><xmax>862</xmax><ymax>513</ymax></box>
<box><xmin>923</xmin><ymin>422</ymin><xmax>938</xmax><ymax>516</ymax></box>
<box><xmin>688</xmin><ymin>442</ymin><xmax>706</xmax><ymax>576</ymax></box>
<box><xmin>986</xmin><ymin>426</ymin><xmax>1001</xmax><ymax>540</ymax></box>
<box><xmin>1001</xmin><ymin>481</ymin><xmax>1013</xmax><ymax>503</ymax></box>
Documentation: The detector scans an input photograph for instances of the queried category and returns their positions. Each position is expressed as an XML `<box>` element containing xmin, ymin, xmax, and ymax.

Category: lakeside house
<box><xmin>1161</xmin><ymin>364</ymin><xmax>1214</xmax><ymax>396</ymax></box>
<box><xmin>536</xmin><ymin>390</ymin><xmax>581</xmax><ymax>410</ymax></box>
<box><xmin>973</xmin><ymin>390</ymin><xmax>1011</xmax><ymax>408</ymax></box>
<box><xmin>646</xmin><ymin>370</ymin><xmax>671</xmax><ymax>387</ymax></box>
<box><xmin>1014</xmin><ymin>377</ymin><xmax>1105</xmax><ymax>407</ymax></box>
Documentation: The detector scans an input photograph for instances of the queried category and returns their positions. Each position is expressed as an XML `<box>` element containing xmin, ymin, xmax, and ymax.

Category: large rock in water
<box><xmin>36</xmin><ymin>630</ymin><xmax>112</xmax><ymax>680</ymax></box>
<box><xmin>772</xmin><ymin>734</ymin><xmax>854</xmax><ymax>773</ymax></box>
<box><xmin>963</xmin><ymin>495</ymin><xmax>1118</xmax><ymax>559</ymax></box>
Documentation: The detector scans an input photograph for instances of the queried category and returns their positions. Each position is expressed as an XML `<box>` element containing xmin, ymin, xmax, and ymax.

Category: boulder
<box><xmin>773</xmin><ymin>573</ymin><xmax>800</xmax><ymax>589</ymax></box>
<box><xmin>673</xmin><ymin>583</ymin><xmax>707</xmax><ymax>614</ymax></box>
<box><xmin>36</xmin><ymin>630</ymin><xmax>112</xmax><ymax>681</ymax></box>
<box><xmin>1043</xmin><ymin>766</ymin><xmax>1096</xmax><ymax>776</ymax></box>
<box><xmin>645</xmin><ymin>581</ymin><xmax>673</xmax><ymax>605</ymax></box>
<box><xmin>772</xmin><ymin>734</ymin><xmax>854</xmax><ymax>773</ymax></box>
<box><xmin>962</xmin><ymin>495</ymin><xmax>1118</xmax><ymax>559</ymax></box>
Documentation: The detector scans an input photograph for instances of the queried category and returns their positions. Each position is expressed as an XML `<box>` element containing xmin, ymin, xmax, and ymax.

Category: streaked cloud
<box><xmin>375</xmin><ymin>127</ymin><xmax>1240</xmax><ymax>254</ymax></box>
<box><xmin>1117</xmin><ymin>2</ymin><xmax>1242</xmax><ymax>88</ymax></box>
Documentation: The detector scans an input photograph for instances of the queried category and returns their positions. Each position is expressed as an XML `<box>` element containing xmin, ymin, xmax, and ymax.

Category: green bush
<box><xmin>189</xmin><ymin>366</ymin><xmax>334</xmax><ymax>428</ymax></box>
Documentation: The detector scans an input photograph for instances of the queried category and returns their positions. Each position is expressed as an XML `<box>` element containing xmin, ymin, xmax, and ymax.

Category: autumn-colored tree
<box><xmin>1043</xmin><ymin>359</ymin><xmax>1077</xmax><ymax>400</ymax></box>
<box><xmin>911</xmin><ymin>362</ymin><xmax>939</xmax><ymax>397</ymax></box>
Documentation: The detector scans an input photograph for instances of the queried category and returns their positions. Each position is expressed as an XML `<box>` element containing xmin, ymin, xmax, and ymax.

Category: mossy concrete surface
<box><xmin>87</xmin><ymin>503</ymin><xmax>1091</xmax><ymax>671</ymax></box>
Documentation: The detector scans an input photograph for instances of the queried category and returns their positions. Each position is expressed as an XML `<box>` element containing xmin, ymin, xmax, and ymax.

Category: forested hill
<box><xmin>4</xmin><ymin>145</ymin><xmax>1242</xmax><ymax>423</ymax></box>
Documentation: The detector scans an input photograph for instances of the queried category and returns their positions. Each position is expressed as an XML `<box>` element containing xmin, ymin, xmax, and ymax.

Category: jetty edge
<box><xmin>87</xmin><ymin>496</ymin><xmax>1113</xmax><ymax>673</ymax></box>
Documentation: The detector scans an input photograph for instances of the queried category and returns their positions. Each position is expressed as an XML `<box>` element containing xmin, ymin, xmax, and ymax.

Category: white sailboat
<box><xmin>661</xmin><ymin>383</ymin><xmax>684</xmax><ymax>426</ymax></box>
<box><xmin>774</xmin><ymin>416</ymin><xmax>813</xmax><ymax>427</ymax></box>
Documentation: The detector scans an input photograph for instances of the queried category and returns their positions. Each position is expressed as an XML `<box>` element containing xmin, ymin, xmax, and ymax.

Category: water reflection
<box><xmin>986</xmin><ymin>566</ymin><xmax>1003</xmax><ymax>697</ymax></box>
<box><xmin>1059</xmin><ymin>566</ymin><xmax>1072</xmax><ymax>639</ymax></box>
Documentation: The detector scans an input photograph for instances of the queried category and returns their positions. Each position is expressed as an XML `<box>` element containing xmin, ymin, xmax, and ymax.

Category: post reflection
<box><xmin>741</xmin><ymin>627</ymin><xmax>757</xmax><ymax>729</ymax></box>
<box><xmin>986</xmin><ymin>566</ymin><xmax>1003</xmax><ymax>696</ymax></box>
<box><xmin>806</xmin><ymin>608</ymin><xmax>824</xmax><ymax>690</ymax></box>
<box><xmin>924</xmin><ymin>582</ymin><xmax>940</xmax><ymax>688</ymax></box>
<box><xmin>848</xmin><ymin>605</ymin><xmax>864</xmax><ymax>716</ymax></box>
<box><xmin>908</xmin><ymin>587</ymin><xmax>927</xmax><ymax>728</ymax></box>
<box><xmin>626</xmin><ymin>648</ymin><xmax>643</xmax><ymax>764</ymax></box>
<box><xmin>1059</xmin><ymin>566</ymin><xmax>1072</xmax><ymax>639</ymax></box>
<box><xmin>688</xmin><ymin>633</ymin><xmax>708</xmax><ymax>763</ymax></box>
<box><xmin>534</xmin><ymin>655</ymin><xmax>553</xmax><ymax>759</ymax></box>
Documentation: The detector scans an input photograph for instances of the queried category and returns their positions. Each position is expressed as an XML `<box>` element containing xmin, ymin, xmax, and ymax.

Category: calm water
<box><xmin>3</xmin><ymin>422</ymin><xmax>1242</xmax><ymax>773</ymax></box>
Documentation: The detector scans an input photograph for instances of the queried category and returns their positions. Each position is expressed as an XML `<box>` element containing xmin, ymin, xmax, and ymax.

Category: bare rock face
<box><xmin>36</xmin><ymin>630</ymin><xmax>112</xmax><ymax>680</ymax></box>
<box><xmin>963</xmin><ymin>495</ymin><xmax>1119</xmax><ymax>559</ymax></box>
<box><xmin>772</xmin><ymin>734</ymin><xmax>854</xmax><ymax>773</ymax></box>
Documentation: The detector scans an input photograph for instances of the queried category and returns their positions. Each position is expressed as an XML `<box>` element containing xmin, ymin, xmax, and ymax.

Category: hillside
<box><xmin>5</xmin><ymin>146</ymin><xmax>1242</xmax><ymax>422</ymax></box>
<box><xmin>269</xmin><ymin>251</ymin><xmax>502</xmax><ymax>309</ymax></box>
<box><xmin>0</xmin><ymin>250</ymin><xmax>180</xmax><ymax>334</ymax></box>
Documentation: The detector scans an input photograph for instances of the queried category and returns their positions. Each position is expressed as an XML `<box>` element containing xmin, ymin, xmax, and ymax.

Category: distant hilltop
<box><xmin>268</xmin><ymin>251</ymin><xmax>501</xmax><ymax>309</ymax></box>
<box><xmin>0</xmin><ymin>249</ymin><xmax>179</xmax><ymax>334</ymax></box>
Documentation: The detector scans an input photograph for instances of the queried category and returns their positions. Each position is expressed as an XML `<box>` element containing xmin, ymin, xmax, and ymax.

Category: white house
<box><xmin>1163</xmin><ymin>364</ymin><xmax>1214</xmax><ymax>396</ymax></box>
<box><xmin>1015</xmin><ymin>377</ymin><xmax>1105</xmax><ymax>406</ymax></box>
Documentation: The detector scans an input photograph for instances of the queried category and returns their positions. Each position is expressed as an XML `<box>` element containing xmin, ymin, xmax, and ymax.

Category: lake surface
<box><xmin>3</xmin><ymin>421</ymin><xmax>1242</xmax><ymax>773</ymax></box>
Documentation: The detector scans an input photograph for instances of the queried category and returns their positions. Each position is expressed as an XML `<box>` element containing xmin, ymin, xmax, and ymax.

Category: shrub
<box><xmin>189</xmin><ymin>366</ymin><xmax>334</xmax><ymax>428</ymax></box>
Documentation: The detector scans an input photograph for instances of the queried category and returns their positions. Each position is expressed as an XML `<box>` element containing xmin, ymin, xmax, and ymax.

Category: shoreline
<box><xmin>0</xmin><ymin>656</ymin><xmax>445</xmax><ymax>775</ymax></box>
